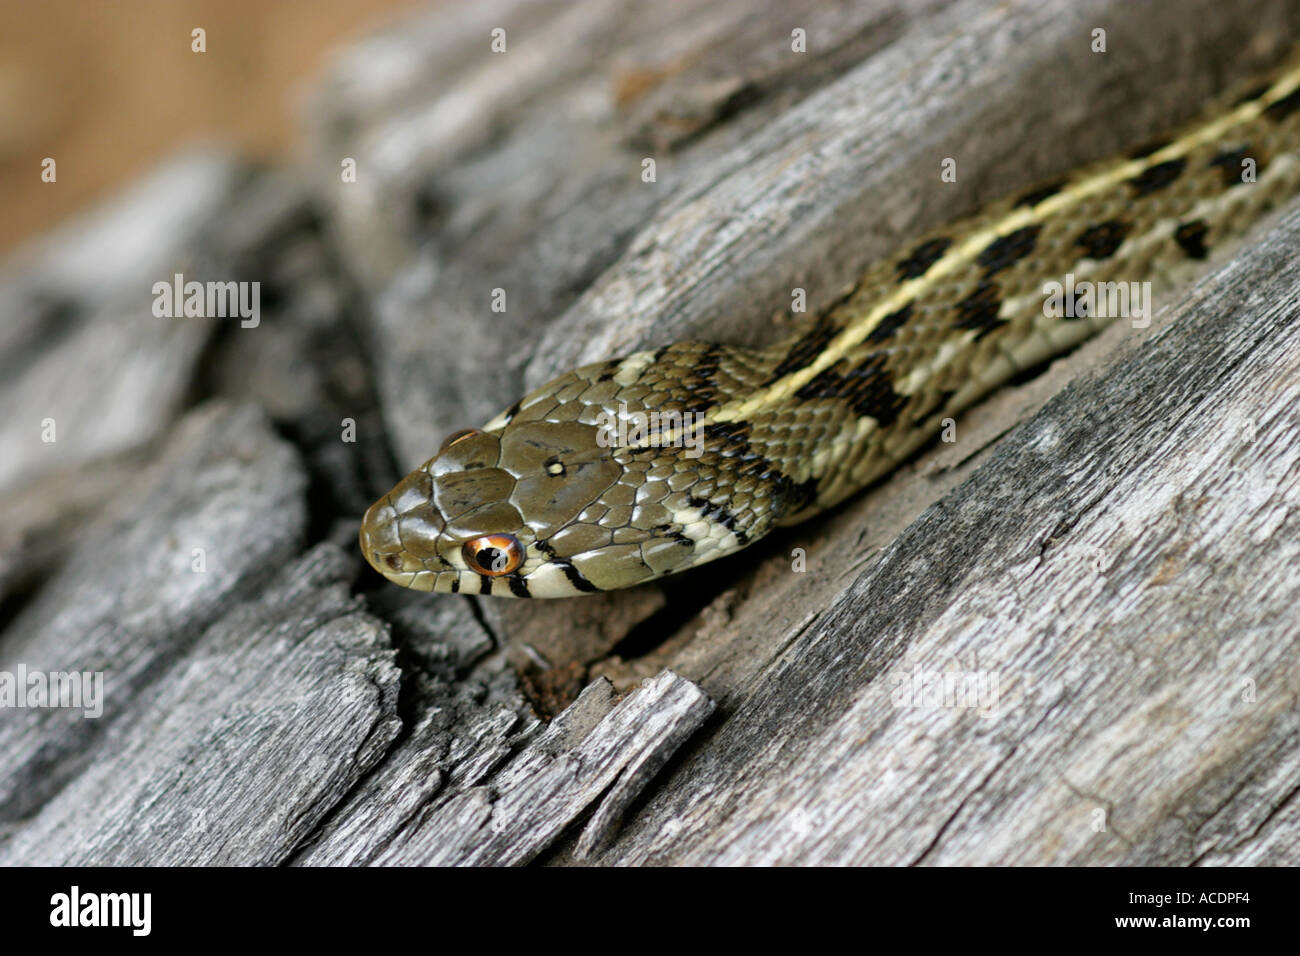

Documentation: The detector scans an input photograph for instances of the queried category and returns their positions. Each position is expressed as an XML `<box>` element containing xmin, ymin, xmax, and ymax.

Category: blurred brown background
<box><xmin>0</xmin><ymin>0</ymin><xmax>415</xmax><ymax>254</ymax></box>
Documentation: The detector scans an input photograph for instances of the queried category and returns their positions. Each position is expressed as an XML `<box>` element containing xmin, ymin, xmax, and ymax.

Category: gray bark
<box><xmin>1</xmin><ymin>0</ymin><xmax>1297</xmax><ymax>866</ymax></box>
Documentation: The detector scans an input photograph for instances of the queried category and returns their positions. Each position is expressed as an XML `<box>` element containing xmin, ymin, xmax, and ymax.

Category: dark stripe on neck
<box><xmin>536</xmin><ymin>540</ymin><xmax>601</xmax><ymax>593</ymax></box>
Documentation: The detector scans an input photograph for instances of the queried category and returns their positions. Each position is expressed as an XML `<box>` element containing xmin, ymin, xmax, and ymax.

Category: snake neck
<box><xmin>695</xmin><ymin>53</ymin><xmax>1300</xmax><ymax>524</ymax></box>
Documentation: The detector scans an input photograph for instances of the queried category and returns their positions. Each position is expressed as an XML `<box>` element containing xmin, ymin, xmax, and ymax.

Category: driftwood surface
<box><xmin>1</xmin><ymin>0</ymin><xmax>1298</xmax><ymax>866</ymax></box>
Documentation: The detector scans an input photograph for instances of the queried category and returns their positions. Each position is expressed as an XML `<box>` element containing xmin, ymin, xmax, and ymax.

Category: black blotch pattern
<box><xmin>700</xmin><ymin>343</ymin><xmax>723</xmax><ymax>367</ymax></box>
<box><xmin>689</xmin><ymin>344</ymin><xmax>723</xmax><ymax>386</ymax></box>
<box><xmin>1127</xmin><ymin>158</ymin><xmax>1187</xmax><ymax>196</ymax></box>
<box><xmin>502</xmin><ymin>398</ymin><xmax>523</xmax><ymax>423</ymax></box>
<box><xmin>1014</xmin><ymin>180</ymin><xmax>1067</xmax><ymax>208</ymax></box>
<box><xmin>685</xmin><ymin>494</ymin><xmax>750</xmax><ymax>546</ymax></box>
<box><xmin>702</xmin><ymin>420</ymin><xmax>752</xmax><ymax>453</ymax></box>
<box><xmin>792</xmin><ymin>361</ymin><xmax>849</xmax><ymax>403</ymax></box>
<box><xmin>507</xmin><ymin>575</ymin><xmax>531</xmax><ymax>598</ymax></box>
<box><xmin>1174</xmin><ymin>220</ymin><xmax>1209</xmax><ymax>259</ymax></box>
<box><xmin>865</xmin><ymin>302</ymin><xmax>914</xmax><ymax>345</ymax></box>
<box><xmin>794</xmin><ymin>354</ymin><xmax>908</xmax><ymax>429</ymax></box>
<box><xmin>781</xmin><ymin>475</ymin><xmax>821</xmax><ymax>515</ymax></box>
<box><xmin>953</xmin><ymin>280</ymin><xmax>1005</xmax><ymax>340</ymax></box>
<box><xmin>1207</xmin><ymin>145</ymin><xmax>1256</xmax><ymax>189</ymax></box>
<box><xmin>653</xmin><ymin>523</ymin><xmax>697</xmax><ymax>551</ymax></box>
<box><xmin>717</xmin><ymin>444</ymin><xmax>819</xmax><ymax>520</ymax></box>
<box><xmin>1265</xmin><ymin>87</ymin><xmax>1300</xmax><ymax>122</ymax></box>
<box><xmin>1075</xmin><ymin>219</ymin><xmax>1131</xmax><ymax>260</ymax></box>
<box><xmin>699</xmin><ymin>419</ymin><xmax>810</xmax><ymax>527</ymax></box>
<box><xmin>763</xmin><ymin>317</ymin><xmax>839</xmax><ymax>384</ymax></box>
<box><xmin>678</xmin><ymin>344</ymin><xmax>725</xmax><ymax>413</ymax></box>
<box><xmin>977</xmin><ymin>225</ymin><xmax>1041</xmax><ymax>277</ymax></box>
<box><xmin>895</xmin><ymin>237</ymin><xmax>953</xmax><ymax>281</ymax></box>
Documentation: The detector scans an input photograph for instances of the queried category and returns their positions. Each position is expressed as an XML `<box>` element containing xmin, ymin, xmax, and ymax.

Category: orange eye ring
<box><xmin>462</xmin><ymin>533</ymin><xmax>525</xmax><ymax>576</ymax></box>
<box><xmin>439</xmin><ymin>428</ymin><xmax>484</xmax><ymax>453</ymax></box>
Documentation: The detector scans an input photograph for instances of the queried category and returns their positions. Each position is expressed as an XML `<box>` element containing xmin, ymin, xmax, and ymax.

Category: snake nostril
<box><xmin>383</xmin><ymin>553</ymin><xmax>403</xmax><ymax>572</ymax></box>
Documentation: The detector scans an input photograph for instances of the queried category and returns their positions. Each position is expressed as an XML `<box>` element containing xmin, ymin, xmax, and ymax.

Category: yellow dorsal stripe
<box><xmin>710</xmin><ymin>61</ymin><xmax>1300</xmax><ymax>426</ymax></box>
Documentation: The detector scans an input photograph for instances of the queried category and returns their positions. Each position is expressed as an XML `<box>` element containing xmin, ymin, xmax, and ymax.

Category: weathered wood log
<box><xmin>1</xmin><ymin>0</ymin><xmax>1298</xmax><ymax>866</ymax></box>
<box><xmin>590</xmin><ymin>204</ymin><xmax>1300</xmax><ymax>865</ymax></box>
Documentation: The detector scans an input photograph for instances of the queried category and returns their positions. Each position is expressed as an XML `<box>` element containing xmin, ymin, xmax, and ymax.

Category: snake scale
<box><xmin>362</xmin><ymin>51</ymin><xmax>1300</xmax><ymax>598</ymax></box>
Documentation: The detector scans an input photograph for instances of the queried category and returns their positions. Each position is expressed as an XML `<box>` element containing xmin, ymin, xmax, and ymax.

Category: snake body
<box><xmin>362</xmin><ymin>55</ymin><xmax>1300</xmax><ymax>597</ymax></box>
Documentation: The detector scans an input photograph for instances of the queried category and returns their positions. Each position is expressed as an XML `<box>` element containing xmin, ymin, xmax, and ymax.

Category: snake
<box><xmin>361</xmin><ymin>52</ymin><xmax>1300</xmax><ymax>598</ymax></box>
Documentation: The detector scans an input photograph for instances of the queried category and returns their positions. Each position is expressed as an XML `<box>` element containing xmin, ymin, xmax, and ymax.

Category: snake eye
<box><xmin>440</xmin><ymin>428</ymin><xmax>483</xmax><ymax>453</ymax></box>
<box><xmin>462</xmin><ymin>533</ymin><xmax>525</xmax><ymax>576</ymax></box>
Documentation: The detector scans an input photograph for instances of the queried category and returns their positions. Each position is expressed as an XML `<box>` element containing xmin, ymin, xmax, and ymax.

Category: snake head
<box><xmin>361</xmin><ymin>348</ymin><xmax>788</xmax><ymax>596</ymax></box>
<box><xmin>360</xmin><ymin>418</ymin><xmax>625</xmax><ymax>596</ymax></box>
<box><xmin>360</xmin><ymin>364</ymin><xmax>722</xmax><ymax>596</ymax></box>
